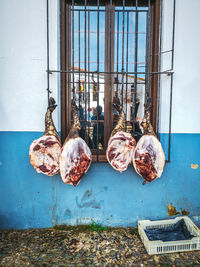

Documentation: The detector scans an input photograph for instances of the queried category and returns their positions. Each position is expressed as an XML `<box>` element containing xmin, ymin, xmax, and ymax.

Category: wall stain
<box><xmin>64</xmin><ymin>209</ymin><xmax>72</xmax><ymax>218</ymax></box>
<box><xmin>32</xmin><ymin>205</ymin><xmax>34</xmax><ymax>217</ymax></box>
<box><xmin>191</xmin><ymin>164</ymin><xmax>199</xmax><ymax>169</ymax></box>
<box><xmin>76</xmin><ymin>190</ymin><xmax>104</xmax><ymax>209</ymax></box>
<box><xmin>52</xmin><ymin>204</ymin><xmax>57</xmax><ymax>224</ymax></box>
<box><xmin>52</xmin><ymin>178</ymin><xmax>58</xmax><ymax>226</ymax></box>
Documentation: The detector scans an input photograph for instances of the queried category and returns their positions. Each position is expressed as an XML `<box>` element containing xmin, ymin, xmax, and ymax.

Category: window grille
<box><xmin>46</xmin><ymin>0</ymin><xmax>176</xmax><ymax>162</ymax></box>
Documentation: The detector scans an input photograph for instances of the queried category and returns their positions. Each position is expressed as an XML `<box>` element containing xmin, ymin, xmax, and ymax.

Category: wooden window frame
<box><xmin>60</xmin><ymin>0</ymin><xmax>160</xmax><ymax>162</ymax></box>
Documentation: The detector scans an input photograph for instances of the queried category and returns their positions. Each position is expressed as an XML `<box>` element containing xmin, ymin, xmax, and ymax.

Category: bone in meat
<box><xmin>59</xmin><ymin>102</ymin><xmax>92</xmax><ymax>186</ymax></box>
<box><xmin>133</xmin><ymin>100</ymin><xmax>165</xmax><ymax>183</ymax></box>
<box><xmin>29</xmin><ymin>98</ymin><xmax>61</xmax><ymax>176</ymax></box>
<box><xmin>106</xmin><ymin>97</ymin><xmax>136</xmax><ymax>172</ymax></box>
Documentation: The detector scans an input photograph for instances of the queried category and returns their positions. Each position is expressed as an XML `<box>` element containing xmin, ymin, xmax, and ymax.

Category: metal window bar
<box><xmin>72</xmin><ymin>0</ymin><xmax>75</xmax><ymax>100</ymax></box>
<box><xmin>97</xmin><ymin>0</ymin><xmax>100</xmax><ymax>160</ymax></box>
<box><xmin>46</xmin><ymin>0</ymin><xmax>50</xmax><ymax>106</ymax></box>
<box><xmin>116</xmin><ymin>11</ymin><xmax>119</xmax><ymax>97</ymax></box>
<box><xmin>144</xmin><ymin>0</ymin><xmax>151</xmax><ymax>105</ymax></box>
<box><xmin>168</xmin><ymin>0</ymin><xmax>176</xmax><ymax>162</ymax></box>
<box><xmin>109</xmin><ymin>0</ymin><xmax>113</xmax><ymax>146</ymax></box>
<box><xmin>88</xmin><ymin>5</ymin><xmax>91</xmax><ymax>148</ymax></box>
<box><xmin>84</xmin><ymin>0</ymin><xmax>87</xmax><ymax>142</ymax></box>
<box><xmin>121</xmin><ymin>0</ymin><xmax>125</xmax><ymax>108</ymax></box>
<box><xmin>156</xmin><ymin>0</ymin><xmax>162</xmax><ymax>140</ymax></box>
<box><xmin>47</xmin><ymin>0</ymin><xmax>176</xmax><ymax>162</ymax></box>
<box><xmin>125</xmin><ymin>11</ymin><xmax>129</xmax><ymax>131</ymax></box>
<box><xmin>132</xmin><ymin>0</ymin><xmax>138</xmax><ymax>135</ymax></box>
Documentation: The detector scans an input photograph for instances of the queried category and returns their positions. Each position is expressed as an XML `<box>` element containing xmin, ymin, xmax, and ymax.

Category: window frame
<box><xmin>60</xmin><ymin>0</ymin><xmax>160</xmax><ymax>162</ymax></box>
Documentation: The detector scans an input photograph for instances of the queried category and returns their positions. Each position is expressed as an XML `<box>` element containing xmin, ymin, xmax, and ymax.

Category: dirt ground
<box><xmin>0</xmin><ymin>225</ymin><xmax>200</xmax><ymax>266</ymax></box>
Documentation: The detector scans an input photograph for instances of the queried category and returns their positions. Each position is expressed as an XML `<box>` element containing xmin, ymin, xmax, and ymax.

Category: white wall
<box><xmin>0</xmin><ymin>0</ymin><xmax>59</xmax><ymax>132</ymax></box>
<box><xmin>160</xmin><ymin>0</ymin><xmax>200</xmax><ymax>133</ymax></box>
<box><xmin>0</xmin><ymin>0</ymin><xmax>200</xmax><ymax>134</ymax></box>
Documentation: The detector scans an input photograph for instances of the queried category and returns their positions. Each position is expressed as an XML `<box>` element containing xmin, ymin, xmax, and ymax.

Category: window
<box><xmin>60</xmin><ymin>0</ymin><xmax>161</xmax><ymax>162</ymax></box>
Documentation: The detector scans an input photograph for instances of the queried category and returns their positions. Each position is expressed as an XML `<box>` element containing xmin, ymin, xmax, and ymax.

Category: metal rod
<box><xmin>73</xmin><ymin>30</ymin><xmax>146</xmax><ymax>35</ymax></box>
<box><xmin>88</xmin><ymin>6</ymin><xmax>90</xmax><ymax>146</ymax></box>
<box><xmin>46</xmin><ymin>0</ymin><xmax>50</xmax><ymax>106</ymax></box>
<box><xmin>125</xmin><ymin>11</ymin><xmax>129</xmax><ymax>129</ymax></box>
<box><xmin>97</xmin><ymin>0</ymin><xmax>100</xmax><ymax>158</ymax></box>
<box><xmin>133</xmin><ymin>0</ymin><xmax>138</xmax><ymax>133</ymax></box>
<box><xmin>156</xmin><ymin>0</ymin><xmax>163</xmax><ymax>138</ymax></box>
<box><xmin>48</xmin><ymin>69</ymin><xmax>174</xmax><ymax>75</ymax></box>
<box><xmin>116</xmin><ymin>11</ymin><xmax>119</xmax><ymax>95</ymax></box>
<box><xmin>121</xmin><ymin>0</ymin><xmax>125</xmax><ymax>107</ymax></box>
<box><xmin>168</xmin><ymin>0</ymin><xmax>176</xmax><ymax>162</ymax></box>
<box><xmin>84</xmin><ymin>0</ymin><xmax>87</xmax><ymax>141</ymax></box>
<box><xmin>109</xmin><ymin>0</ymin><xmax>112</xmax><ymax>138</ymax></box>
<box><xmin>145</xmin><ymin>0</ymin><xmax>150</xmax><ymax>105</ymax></box>
<box><xmin>147</xmin><ymin>0</ymin><xmax>152</xmax><ymax>102</ymax></box>
<box><xmin>150</xmin><ymin>49</ymin><xmax>173</xmax><ymax>56</ymax></box>
<box><xmin>72</xmin><ymin>0</ymin><xmax>75</xmax><ymax>100</ymax></box>
<box><xmin>78</xmin><ymin>11</ymin><xmax>81</xmax><ymax>107</ymax></box>
<box><xmin>69</xmin><ymin>80</ymin><xmax>145</xmax><ymax>85</ymax></box>
<box><xmin>70</xmin><ymin>8</ymin><xmax>148</xmax><ymax>13</ymax></box>
<box><xmin>73</xmin><ymin>60</ymin><xmax>146</xmax><ymax>64</ymax></box>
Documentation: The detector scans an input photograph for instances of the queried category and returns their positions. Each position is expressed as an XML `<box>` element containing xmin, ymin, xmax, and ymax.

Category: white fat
<box><xmin>133</xmin><ymin>135</ymin><xmax>165</xmax><ymax>178</ymax></box>
<box><xmin>59</xmin><ymin>137</ymin><xmax>92</xmax><ymax>185</ymax></box>
<box><xmin>106</xmin><ymin>131</ymin><xmax>136</xmax><ymax>172</ymax></box>
<box><xmin>29</xmin><ymin>135</ymin><xmax>61</xmax><ymax>176</ymax></box>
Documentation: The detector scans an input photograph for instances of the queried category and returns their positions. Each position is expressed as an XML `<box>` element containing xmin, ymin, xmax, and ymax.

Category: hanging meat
<box><xmin>29</xmin><ymin>97</ymin><xmax>62</xmax><ymax>176</ymax></box>
<box><xmin>59</xmin><ymin>101</ymin><xmax>92</xmax><ymax>186</ymax></box>
<box><xmin>106</xmin><ymin>96</ymin><xmax>136</xmax><ymax>172</ymax></box>
<box><xmin>133</xmin><ymin>99</ymin><xmax>165</xmax><ymax>183</ymax></box>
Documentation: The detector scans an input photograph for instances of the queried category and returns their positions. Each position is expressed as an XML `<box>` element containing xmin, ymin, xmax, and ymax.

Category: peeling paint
<box><xmin>168</xmin><ymin>203</ymin><xmax>190</xmax><ymax>216</ymax></box>
<box><xmin>168</xmin><ymin>203</ymin><xmax>180</xmax><ymax>216</ymax></box>
<box><xmin>191</xmin><ymin>164</ymin><xmax>199</xmax><ymax>169</ymax></box>
<box><xmin>181</xmin><ymin>209</ymin><xmax>190</xmax><ymax>215</ymax></box>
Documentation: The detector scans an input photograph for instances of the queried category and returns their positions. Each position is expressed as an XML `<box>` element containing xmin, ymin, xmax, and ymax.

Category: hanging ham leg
<box><xmin>106</xmin><ymin>97</ymin><xmax>136</xmax><ymax>172</ymax></box>
<box><xmin>133</xmin><ymin>99</ymin><xmax>165</xmax><ymax>183</ymax></box>
<box><xmin>29</xmin><ymin>98</ymin><xmax>61</xmax><ymax>176</ymax></box>
<box><xmin>59</xmin><ymin>102</ymin><xmax>92</xmax><ymax>186</ymax></box>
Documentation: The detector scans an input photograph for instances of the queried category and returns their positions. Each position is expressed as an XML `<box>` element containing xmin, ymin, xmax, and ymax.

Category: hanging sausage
<box><xmin>106</xmin><ymin>96</ymin><xmax>136</xmax><ymax>172</ymax></box>
<box><xmin>59</xmin><ymin>101</ymin><xmax>92</xmax><ymax>186</ymax></box>
<box><xmin>133</xmin><ymin>99</ymin><xmax>165</xmax><ymax>183</ymax></box>
<box><xmin>29</xmin><ymin>97</ymin><xmax>61</xmax><ymax>176</ymax></box>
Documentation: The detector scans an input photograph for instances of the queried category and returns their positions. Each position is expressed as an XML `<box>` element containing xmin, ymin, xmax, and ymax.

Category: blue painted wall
<box><xmin>0</xmin><ymin>132</ymin><xmax>199</xmax><ymax>229</ymax></box>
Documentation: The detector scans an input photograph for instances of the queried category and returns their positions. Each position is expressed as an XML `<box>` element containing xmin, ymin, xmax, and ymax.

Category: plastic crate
<box><xmin>138</xmin><ymin>216</ymin><xmax>200</xmax><ymax>255</ymax></box>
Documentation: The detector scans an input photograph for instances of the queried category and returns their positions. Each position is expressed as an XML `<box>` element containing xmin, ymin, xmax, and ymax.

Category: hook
<box><xmin>46</xmin><ymin>88</ymin><xmax>52</xmax><ymax>94</ymax></box>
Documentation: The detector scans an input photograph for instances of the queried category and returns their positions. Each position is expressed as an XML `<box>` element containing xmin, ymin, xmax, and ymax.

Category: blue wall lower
<box><xmin>0</xmin><ymin>132</ymin><xmax>199</xmax><ymax>229</ymax></box>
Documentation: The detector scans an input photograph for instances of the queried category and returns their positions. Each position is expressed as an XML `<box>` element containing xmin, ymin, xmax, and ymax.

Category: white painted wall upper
<box><xmin>160</xmin><ymin>0</ymin><xmax>200</xmax><ymax>133</ymax></box>
<box><xmin>0</xmin><ymin>0</ymin><xmax>59</xmax><ymax>132</ymax></box>
<box><xmin>0</xmin><ymin>0</ymin><xmax>200</xmax><ymax>133</ymax></box>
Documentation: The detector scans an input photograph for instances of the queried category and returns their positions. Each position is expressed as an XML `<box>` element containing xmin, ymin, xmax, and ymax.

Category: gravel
<box><xmin>0</xmin><ymin>227</ymin><xmax>200</xmax><ymax>266</ymax></box>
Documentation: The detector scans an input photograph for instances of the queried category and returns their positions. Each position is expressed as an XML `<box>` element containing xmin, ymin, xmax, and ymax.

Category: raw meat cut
<box><xmin>133</xmin><ymin>100</ymin><xmax>165</xmax><ymax>183</ymax></box>
<box><xmin>106</xmin><ymin>97</ymin><xmax>136</xmax><ymax>172</ymax></box>
<box><xmin>59</xmin><ymin>102</ymin><xmax>92</xmax><ymax>186</ymax></box>
<box><xmin>29</xmin><ymin>98</ymin><xmax>61</xmax><ymax>176</ymax></box>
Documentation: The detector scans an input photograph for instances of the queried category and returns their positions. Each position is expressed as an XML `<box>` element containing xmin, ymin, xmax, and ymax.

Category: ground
<box><xmin>0</xmin><ymin>225</ymin><xmax>200</xmax><ymax>266</ymax></box>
